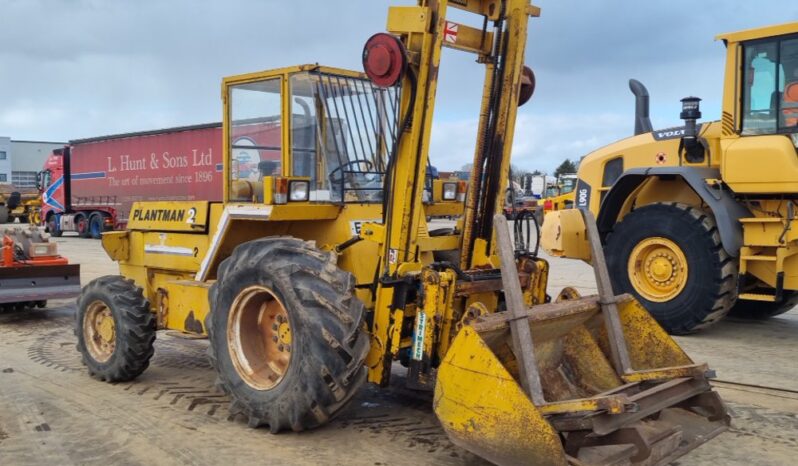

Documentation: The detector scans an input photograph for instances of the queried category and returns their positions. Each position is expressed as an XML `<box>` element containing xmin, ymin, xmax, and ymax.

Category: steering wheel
<box><xmin>328</xmin><ymin>160</ymin><xmax>375</xmax><ymax>186</ymax></box>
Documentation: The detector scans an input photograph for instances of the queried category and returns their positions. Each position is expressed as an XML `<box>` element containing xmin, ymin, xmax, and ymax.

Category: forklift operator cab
<box><xmin>227</xmin><ymin>67</ymin><xmax>396</xmax><ymax>204</ymax></box>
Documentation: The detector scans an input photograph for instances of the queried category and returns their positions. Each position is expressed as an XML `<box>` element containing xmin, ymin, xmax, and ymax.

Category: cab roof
<box><xmin>716</xmin><ymin>21</ymin><xmax>798</xmax><ymax>44</ymax></box>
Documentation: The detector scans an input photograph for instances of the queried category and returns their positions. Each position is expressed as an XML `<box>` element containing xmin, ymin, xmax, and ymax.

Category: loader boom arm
<box><xmin>368</xmin><ymin>0</ymin><xmax>538</xmax><ymax>385</ymax></box>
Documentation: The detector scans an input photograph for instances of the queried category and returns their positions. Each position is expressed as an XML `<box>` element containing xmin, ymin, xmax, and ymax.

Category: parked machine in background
<box><xmin>0</xmin><ymin>225</ymin><xmax>80</xmax><ymax>310</ymax></box>
<box><xmin>544</xmin><ymin>22</ymin><xmax>798</xmax><ymax>334</ymax></box>
<box><xmin>542</xmin><ymin>172</ymin><xmax>576</xmax><ymax>215</ymax></box>
<box><xmin>0</xmin><ymin>187</ymin><xmax>42</xmax><ymax>224</ymax></box>
<box><xmin>38</xmin><ymin>123</ymin><xmax>223</xmax><ymax>238</ymax></box>
<box><xmin>75</xmin><ymin>1</ymin><xmax>728</xmax><ymax>464</ymax></box>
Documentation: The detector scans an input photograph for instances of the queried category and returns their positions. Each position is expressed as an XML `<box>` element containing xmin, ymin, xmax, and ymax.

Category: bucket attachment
<box><xmin>432</xmin><ymin>214</ymin><xmax>728</xmax><ymax>465</ymax></box>
<box><xmin>0</xmin><ymin>226</ymin><xmax>81</xmax><ymax>304</ymax></box>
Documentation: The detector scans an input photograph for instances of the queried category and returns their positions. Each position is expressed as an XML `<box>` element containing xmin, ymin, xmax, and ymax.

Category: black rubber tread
<box><xmin>604</xmin><ymin>202</ymin><xmax>738</xmax><ymax>334</ymax></box>
<box><xmin>46</xmin><ymin>214</ymin><xmax>62</xmax><ymax>237</ymax></box>
<box><xmin>89</xmin><ymin>213</ymin><xmax>105</xmax><ymax>239</ymax></box>
<box><xmin>730</xmin><ymin>291</ymin><xmax>798</xmax><ymax>319</ymax></box>
<box><xmin>76</xmin><ymin>214</ymin><xmax>91</xmax><ymax>239</ymax></box>
<box><xmin>429</xmin><ymin>227</ymin><xmax>460</xmax><ymax>263</ymax></box>
<box><xmin>206</xmin><ymin>237</ymin><xmax>369</xmax><ymax>433</ymax></box>
<box><xmin>75</xmin><ymin>275</ymin><xmax>156</xmax><ymax>382</ymax></box>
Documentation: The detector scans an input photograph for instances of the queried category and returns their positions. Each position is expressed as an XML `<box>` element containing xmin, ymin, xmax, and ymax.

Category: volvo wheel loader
<box><xmin>543</xmin><ymin>22</ymin><xmax>798</xmax><ymax>335</ymax></box>
<box><xmin>76</xmin><ymin>1</ymin><xmax>728</xmax><ymax>464</ymax></box>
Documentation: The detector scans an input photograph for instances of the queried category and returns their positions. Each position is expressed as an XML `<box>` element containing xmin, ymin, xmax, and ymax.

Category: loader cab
<box><xmin>224</xmin><ymin>65</ymin><xmax>397</xmax><ymax>205</ymax></box>
<box><xmin>739</xmin><ymin>34</ymin><xmax>798</xmax><ymax>135</ymax></box>
<box><xmin>718</xmin><ymin>24</ymin><xmax>798</xmax><ymax>193</ymax></box>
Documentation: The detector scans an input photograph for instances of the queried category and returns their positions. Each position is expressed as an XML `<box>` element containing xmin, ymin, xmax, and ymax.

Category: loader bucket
<box><xmin>433</xmin><ymin>294</ymin><xmax>729</xmax><ymax>466</ymax></box>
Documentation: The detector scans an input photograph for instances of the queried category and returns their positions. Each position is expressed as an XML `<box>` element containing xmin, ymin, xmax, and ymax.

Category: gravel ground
<box><xmin>0</xmin><ymin>231</ymin><xmax>796</xmax><ymax>465</ymax></box>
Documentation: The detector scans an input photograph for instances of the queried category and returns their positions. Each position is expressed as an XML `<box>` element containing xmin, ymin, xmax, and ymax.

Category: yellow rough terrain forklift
<box><xmin>545</xmin><ymin>22</ymin><xmax>798</xmax><ymax>334</ymax></box>
<box><xmin>76</xmin><ymin>1</ymin><xmax>729</xmax><ymax>464</ymax></box>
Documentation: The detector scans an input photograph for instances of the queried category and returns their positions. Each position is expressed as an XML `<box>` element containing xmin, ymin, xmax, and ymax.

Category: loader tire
<box><xmin>729</xmin><ymin>291</ymin><xmax>798</xmax><ymax>319</ymax></box>
<box><xmin>604</xmin><ymin>203</ymin><xmax>737</xmax><ymax>334</ymax></box>
<box><xmin>76</xmin><ymin>276</ymin><xmax>156</xmax><ymax>382</ymax></box>
<box><xmin>207</xmin><ymin>237</ymin><xmax>369</xmax><ymax>433</ymax></box>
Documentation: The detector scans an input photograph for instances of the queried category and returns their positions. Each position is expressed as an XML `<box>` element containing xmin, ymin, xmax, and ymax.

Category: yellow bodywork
<box><xmin>560</xmin><ymin>21</ymin><xmax>798</xmax><ymax>304</ymax></box>
<box><xmin>93</xmin><ymin>2</ymin><xmax>729</xmax><ymax>464</ymax></box>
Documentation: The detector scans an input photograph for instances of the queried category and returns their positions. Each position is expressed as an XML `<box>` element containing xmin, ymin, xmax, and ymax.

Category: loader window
<box><xmin>229</xmin><ymin>78</ymin><xmax>282</xmax><ymax>200</ymax></box>
<box><xmin>289</xmin><ymin>71</ymin><xmax>398</xmax><ymax>203</ymax></box>
<box><xmin>742</xmin><ymin>37</ymin><xmax>798</xmax><ymax>135</ymax></box>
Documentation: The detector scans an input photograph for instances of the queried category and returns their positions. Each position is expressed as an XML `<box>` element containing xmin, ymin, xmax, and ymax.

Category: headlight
<box><xmin>442</xmin><ymin>182</ymin><xmax>457</xmax><ymax>201</ymax></box>
<box><xmin>289</xmin><ymin>180</ymin><xmax>310</xmax><ymax>202</ymax></box>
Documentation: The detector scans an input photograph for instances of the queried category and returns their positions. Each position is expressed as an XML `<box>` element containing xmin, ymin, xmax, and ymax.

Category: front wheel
<box><xmin>76</xmin><ymin>276</ymin><xmax>156</xmax><ymax>381</ymax></box>
<box><xmin>207</xmin><ymin>237</ymin><xmax>369</xmax><ymax>433</ymax></box>
<box><xmin>604</xmin><ymin>203</ymin><xmax>737</xmax><ymax>334</ymax></box>
<box><xmin>47</xmin><ymin>215</ymin><xmax>62</xmax><ymax>237</ymax></box>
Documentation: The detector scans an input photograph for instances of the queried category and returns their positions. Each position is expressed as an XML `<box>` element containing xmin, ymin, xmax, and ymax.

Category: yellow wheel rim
<box><xmin>628</xmin><ymin>237</ymin><xmax>688</xmax><ymax>302</ymax></box>
<box><xmin>227</xmin><ymin>285</ymin><xmax>292</xmax><ymax>391</ymax></box>
<box><xmin>83</xmin><ymin>300</ymin><xmax>116</xmax><ymax>363</ymax></box>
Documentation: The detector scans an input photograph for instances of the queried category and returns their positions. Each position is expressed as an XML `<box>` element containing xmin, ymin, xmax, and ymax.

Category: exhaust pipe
<box><xmin>629</xmin><ymin>79</ymin><xmax>653</xmax><ymax>135</ymax></box>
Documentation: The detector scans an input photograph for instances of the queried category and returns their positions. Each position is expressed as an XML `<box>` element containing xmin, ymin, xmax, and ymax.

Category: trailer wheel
<box><xmin>76</xmin><ymin>214</ymin><xmax>91</xmax><ymax>238</ymax></box>
<box><xmin>46</xmin><ymin>214</ymin><xmax>62</xmax><ymax>237</ymax></box>
<box><xmin>207</xmin><ymin>237</ymin><xmax>369</xmax><ymax>433</ymax></box>
<box><xmin>729</xmin><ymin>291</ymin><xmax>798</xmax><ymax>319</ymax></box>
<box><xmin>76</xmin><ymin>276</ymin><xmax>155</xmax><ymax>382</ymax></box>
<box><xmin>604</xmin><ymin>203</ymin><xmax>737</xmax><ymax>334</ymax></box>
<box><xmin>89</xmin><ymin>213</ymin><xmax>105</xmax><ymax>239</ymax></box>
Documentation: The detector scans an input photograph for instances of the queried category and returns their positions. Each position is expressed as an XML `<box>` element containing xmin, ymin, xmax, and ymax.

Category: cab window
<box><xmin>229</xmin><ymin>78</ymin><xmax>282</xmax><ymax>200</ymax></box>
<box><xmin>742</xmin><ymin>36</ymin><xmax>798</xmax><ymax>135</ymax></box>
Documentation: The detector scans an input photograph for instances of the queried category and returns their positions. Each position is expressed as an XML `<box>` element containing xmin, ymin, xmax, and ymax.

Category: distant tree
<box><xmin>460</xmin><ymin>163</ymin><xmax>473</xmax><ymax>172</ymax></box>
<box><xmin>510</xmin><ymin>164</ymin><xmax>531</xmax><ymax>184</ymax></box>
<box><xmin>554</xmin><ymin>159</ymin><xmax>577</xmax><ymax>178</ymax></box>
<box><xmin>531</xmin><ymin>169</ymin><xmax>542</xmax><ymax>176</ymax></box>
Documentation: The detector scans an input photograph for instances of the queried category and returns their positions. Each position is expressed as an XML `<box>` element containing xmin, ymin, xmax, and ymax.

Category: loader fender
<box><xmin>595</xmin><ymin>167</ymin><xmax>750</xmax><ymax>257</ymax></box>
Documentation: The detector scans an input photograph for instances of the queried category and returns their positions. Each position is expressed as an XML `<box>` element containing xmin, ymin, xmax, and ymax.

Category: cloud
<box><xmin>0</xmin><ymin>0</ymin><xmax>794</xmax><ymax>169</ymax></box>
<box><xmin>430</xmin><ymin>112</ymin><xmax>630</xmax><ymax>173</ymax></box>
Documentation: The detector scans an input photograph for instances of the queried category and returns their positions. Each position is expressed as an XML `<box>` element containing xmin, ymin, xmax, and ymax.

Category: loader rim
<box><xmin>628</xmin><ymin>236</ymin><xmax>688</xmax><ymax>302</ymax></box>
<box><xmin>227</xmin><ymin>285</ymin><xmax>292</xmax><ymax>391</ymax></box>
<box><xmin>83</xmin><ymin>300</ymin><xmax>116</xmax><ymax>363</ymax></box>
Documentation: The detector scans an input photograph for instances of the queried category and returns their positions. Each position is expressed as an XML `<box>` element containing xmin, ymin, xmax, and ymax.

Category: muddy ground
<box><xmin>1</xmin><ymin>234</ymin><xmax>797</xmax><ymax>465</ymax></box>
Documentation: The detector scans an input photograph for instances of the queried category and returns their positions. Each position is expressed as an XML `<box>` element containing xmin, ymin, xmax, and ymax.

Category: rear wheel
<box><xmin>89</xmin><ymin>213</ymin><xmax>105</xmax><ymax>239</ymax></box>
<box><xmin>207</xmin><ymin>237</ymin><xmax>369</xmax><ymax>432</ymax></box>
<box><xmin>76</xmin><ymin>214</ymin><xmax>90</xmax><ymax>238</ymax></box>
<box><xmin>76</xmin><ymin>276</ymin><xmax>155</xmax><ymax>381</ymax></box>
<box><xmin>605</xmin><ymin>203</ymin><xmax>737</xmax><ymax>334</ymax></box>
<box><xmin>730</xmin><ymin>291</ymin><xmax>798</xmax><ymax>319</ymax></box>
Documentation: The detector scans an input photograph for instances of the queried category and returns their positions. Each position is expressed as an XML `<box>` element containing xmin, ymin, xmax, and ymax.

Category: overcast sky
<box><xmin>1</xmin><ymin>1</ymin><xmax>796</xmax><ymax>173</ymax></box>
